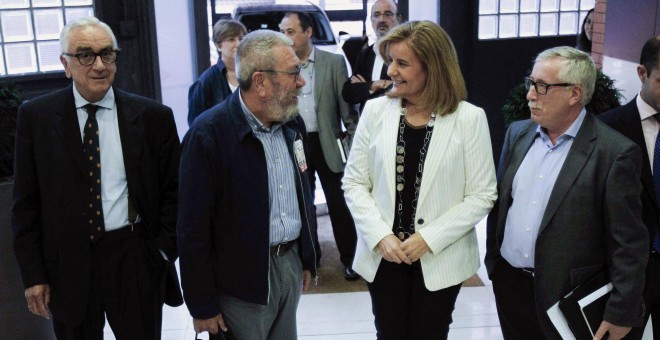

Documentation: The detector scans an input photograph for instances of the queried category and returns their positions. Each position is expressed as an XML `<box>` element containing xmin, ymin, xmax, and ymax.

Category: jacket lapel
<box><xmin>539</xmin><ymin>114</ymin><xmax>597</xmax><ymax>233</ymax></box>
<box><xmin>114</xmin><ymin>90</ymin><xmax>143</xmax><ymax>196</ymax></box>
<box><xmin>53</xmin><ymin>86</ymin><xmax>87</xmax><ymax>177</ymax></box>
<box><xmin>381</xmin><ymin>99</ymin><xmax>403</xmax><ymax>209</ymax></box>
<box><xmin>416</xmin><ymin>111</ymin><xmax>458</xmax><ymax>205</ymax></box>
<box><xmin>617</xmin><ymin>100</ymin><xmax>657</xmax><ymax>208</ymax></box>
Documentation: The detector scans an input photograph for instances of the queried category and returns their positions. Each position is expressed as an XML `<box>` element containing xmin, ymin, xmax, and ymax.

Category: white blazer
<box><xmin>342</xmin><ymin>96</ymin><xmax>497</xmax><ymax>291</ymax></box>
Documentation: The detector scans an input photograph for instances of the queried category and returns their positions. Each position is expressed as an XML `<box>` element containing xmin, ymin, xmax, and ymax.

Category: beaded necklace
<box><xmin>394</xmin><ymin>105</ymin><xmax>437</xmax><ymax>240</ymax></box>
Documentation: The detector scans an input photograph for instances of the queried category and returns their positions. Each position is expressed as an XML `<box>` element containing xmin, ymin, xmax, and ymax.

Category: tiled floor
<box><xmin>105</xmin><ymin>216</ymin><xmax>503</xmax><ymax>339</ymax></box>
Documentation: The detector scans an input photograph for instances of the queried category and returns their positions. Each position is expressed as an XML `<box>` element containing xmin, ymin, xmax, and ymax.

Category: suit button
<box><xmin>417</xmin><ymin>219</ymin><xmax>424</xmax><ymax>225</ymax></box>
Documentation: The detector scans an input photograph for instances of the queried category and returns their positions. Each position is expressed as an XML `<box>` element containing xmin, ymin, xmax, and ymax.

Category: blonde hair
<box><xmin>378</xmin><ymin>21</ymin><xmax>466</xmax><ymax>115</ymax></box>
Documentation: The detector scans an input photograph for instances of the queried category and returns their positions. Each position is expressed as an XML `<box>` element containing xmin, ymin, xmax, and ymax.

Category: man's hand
<box><xmin>368</xmin><ymin>79</ymin><xmax>392</xmax><ymax>92</ymax></box>
<box><xmin>350</xmin><ymin>74</ymin><xmax>366</xmax><ymax>83</ymax></box>
<box><xmin>377</xmin><ymin>234</ymin><xmax>411</xmax><ymax>264</ymax></box>
<box><xmin>302</xmin><ymin>270</ymin><xmax>312</xmax><ymax>292</ymax></box>
<box><xmin>401</xmin><ymin>233</ymin><xmax>431</xmax><ymax>262</ymax></box>
<box><xmin>193</xmin><ymin>313</ymin><xmax>228</xmax><ymax>335</ymax></box>
<box><xmin>593</xmin><ymin>320</ymin><xmax>631</xmax><ymax>340</ymax></box>
<box><xmin>25</xmin><ymin>284</ymin><xmax>50</xmax><ymax>319</ymax></box>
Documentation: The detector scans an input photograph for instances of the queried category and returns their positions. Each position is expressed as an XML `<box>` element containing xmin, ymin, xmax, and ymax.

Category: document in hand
<box><xmin>547</xmin><ymin>271</ymin><xmax>611</xmax><ymax>340</ymax></box>
<box><xmin>336</xmin><ymin>132</ymin><xmax>350</xmax><ymax>163</ymax></box>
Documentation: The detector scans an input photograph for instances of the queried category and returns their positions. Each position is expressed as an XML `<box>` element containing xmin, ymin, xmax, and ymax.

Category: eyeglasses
<box><xmin>524</xmin><ymin>77</ymin><xmax>574</xmax><ymax>95</ymax></box>
<box><xmin>62</xmin><ymin>49</ymin><xmax>120</xmax><ymax>66</ymax></box>
<box><xmin>258</xmin><ymin>64</ymin><xmax>303</xmax><ymax>83</ymax></box>
<box><xmin>372</xmin><ymin>11</ymin><xmax>396</xmax><ymax>20</ymax></box>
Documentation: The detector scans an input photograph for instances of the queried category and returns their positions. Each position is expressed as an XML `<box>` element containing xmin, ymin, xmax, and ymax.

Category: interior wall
<box><xmin>601</xmin><ymin>0</ymin><xmax>659</xmax><ymax>103</ymax></box>
<box><xmin>153</xmin><ymin>0</ymin><xmax>195</xmax><ymax>139</ymax></box>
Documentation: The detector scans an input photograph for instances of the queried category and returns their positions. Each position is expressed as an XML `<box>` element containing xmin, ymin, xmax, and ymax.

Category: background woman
<box><xmin>576</xmin><ymin>9</ymin><xmax>594</xmax><ymax>53</ymax></box>
<box><xmin>342</xmin><ymin>21</ymin><xmax>497</xmax><ymax>339</ymax></box>
<box><xmin>187</xmin><ymin>19</ymin><xmax>246</xmax><ymax>125</ymax></box>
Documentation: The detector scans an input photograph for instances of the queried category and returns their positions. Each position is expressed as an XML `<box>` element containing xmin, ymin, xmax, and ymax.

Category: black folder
<box><xmin>558</xmin><ymin>271</ymin><xmax>611</xmax><ymax>340</ymax></box>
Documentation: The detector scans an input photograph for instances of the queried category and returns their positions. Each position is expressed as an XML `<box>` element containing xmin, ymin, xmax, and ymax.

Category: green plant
<box><xmin>502</xmin><ymin>70</ymin><xmax>623</xmax><ymax>129</ymax></box>
<box><xmin>0</xmin><ymin>81</ymin><xmax>22</xmax><ymax>181</ymax></box>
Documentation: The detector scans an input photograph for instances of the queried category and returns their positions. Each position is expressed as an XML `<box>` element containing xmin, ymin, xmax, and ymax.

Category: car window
<box><xmin>236</xmin><ymin>11</ymin><xmax>336</xmax><ymax>46</ymax></box>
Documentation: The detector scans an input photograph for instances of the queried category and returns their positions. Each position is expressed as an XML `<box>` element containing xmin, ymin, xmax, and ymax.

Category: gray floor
<box><xmin>104</xmin><ymin>216</ymin><xmax>505</xmax><ymax>339</ymax></box>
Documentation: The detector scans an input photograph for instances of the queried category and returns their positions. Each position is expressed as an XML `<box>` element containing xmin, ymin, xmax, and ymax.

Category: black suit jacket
<box><xmin>12</xmin><ymin>85</ymin><xmax>183</xmax><ymax>325</ymax></box>
<box><xmin>485</xmin><ymin>114</ymin><xmax>648</xmax><ymax>338</ymax></box>
<box><xmin>341</xmin><ymin>44</ymin><xmax>390</xmax><ymax>112</ymax></box>
<box><xmin>599</xmin><ymin>97</ymin><xmax>660</xmax><ymax>245</ymax></box>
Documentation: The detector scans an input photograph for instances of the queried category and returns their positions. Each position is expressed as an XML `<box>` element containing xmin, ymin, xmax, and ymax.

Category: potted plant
<box><xmin>502</xmin><ymin>70</ymin><xmax>623</xmax><ymax>129</ymax></box>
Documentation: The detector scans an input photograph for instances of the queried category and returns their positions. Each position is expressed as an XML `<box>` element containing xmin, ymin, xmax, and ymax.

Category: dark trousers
<box><xmin>307</xmin><ymin>133</ymin><xmax>357</xmax><ymax>267</ymax></box>
<box><xmin>491</xmin><ymin>259</ymin><xmax>544</xmax><ymax>340</ymax></box>
<box><xmin>367</xmin><ymin>259</ymin><xmax>462</xmax><ymax>340</ymax></box>
<box><xmin>53</xmin><ymin>227</ymin><xmax>167</xmax><ymax>340</ymax></box>
<box><xmin>627</xmin><ymin>252</ymin><xmax>660</xmax><ymax>340</ymax></box>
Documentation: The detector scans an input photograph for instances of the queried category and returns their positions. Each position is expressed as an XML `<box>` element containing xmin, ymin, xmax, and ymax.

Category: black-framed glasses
<box><xmin>524</xmin><ymin>77</ymin><xmax>574</xmax><ymax>95</ymax></box>
<box><xmin>257</xmin><ymin>64</ymin><xmax>303</xmax><ymax>83</ymax></box>
<box><xmin>372</xmin><ymin>11</ymin><xmax>396</xmax><ymax>20</ymax></box>
<box><xmin>62</xmin><ymin>49</ymin><xmax>120</xmax><ymax>66</ymax></box>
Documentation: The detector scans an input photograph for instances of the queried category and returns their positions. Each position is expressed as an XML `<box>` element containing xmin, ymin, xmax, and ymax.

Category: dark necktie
<box><xmin>653</xmin><ymin>114</ymin><xmax>660</xmax><ymax>251</ymax></box>
<box><xmin>84</xmin><ymin>104</ymin><xmax>105</xmax><ymax>243</ymax></box>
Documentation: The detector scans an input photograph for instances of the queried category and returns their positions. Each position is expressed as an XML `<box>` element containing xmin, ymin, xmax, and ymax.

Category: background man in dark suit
<box><xmin>599</xmin><ymin>36</ymin><xmax>660</xmax><ymax>339</ymax></box>
<box><xmin>280</xmin><ymin>11</ymin><xmax>360</xmax><ymax>280</ymax></box>
<box><xmin>177</xmin><ymin>29</ymin><xmax>319</xmax><ymax>340</ymax></box>
<box><xmin>12</xmin><ymin>16</ymin><xmax>182</xmax><ymax>339</ymax></box>
<box><xmin>342</xmin><ymin>0</ymin><xmax>401</xmax><ymax>113</ymax></box>
<box><xmin>485</xmin><ymin>46</ymin><xmax>648</xmax><ymax>340</ymax></box>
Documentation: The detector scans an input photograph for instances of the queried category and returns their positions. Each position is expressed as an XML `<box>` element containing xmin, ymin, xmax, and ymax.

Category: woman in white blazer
<box><xmin>342</xmin><ymin>21</ymin><xmax>497</xmax><ymax>340</ymax></box>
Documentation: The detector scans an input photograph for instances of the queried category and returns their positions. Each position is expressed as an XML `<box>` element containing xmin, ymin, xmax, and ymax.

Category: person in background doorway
<box><xmin>342</xmin><ymin>0</ymin><xmax>401</xmax><ymax>114</ymax></box>
<box><xmin>576</xmin><ymin>9</ymin><xmax>594</xmax><ymax>53</ymax></box>
<box><xmin>187</xmin><ymin>19</ymin><xmax>246</xmax><ymax>126</ymax></box>
<box><xmin>280</xmin><ymin>11</ymin><xmax>360</xmax><ymax>280</ymax></box>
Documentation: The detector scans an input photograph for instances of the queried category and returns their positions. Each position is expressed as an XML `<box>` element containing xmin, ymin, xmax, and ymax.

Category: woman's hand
<box><xmin>401</xmin><ymin>233</ymin><xmax>430</xmax><ymax>262</ymax></box>
<box><xmin>377</xmin><ymin>235</ymin><xmax>412</xmax><ymax>264</ymax></box>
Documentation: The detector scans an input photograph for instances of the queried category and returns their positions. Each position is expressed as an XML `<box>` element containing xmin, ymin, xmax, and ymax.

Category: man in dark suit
<box><xmin>280</xmin><ymin>11</ymin><xmax>360</xmax><ymax>280</ymax></box>
<box><xmin>599</xmin><ymin>36</ymin><xmax>660</xmax><ymax>339</ymax></box>
<box><xmin>12</xmin><ymin>17</ymin><xmax>182</xmax><ymax>339</ymax></box>
<box><xmin>342</xmin><ymin>0</ymin><xmax>401</xmax><ymax>113</ymax></box>
<box><xmin>178</xmin><ymin>29</ymin><xmax>318</xmax><ymax>339</ymax></box>
<box><xmin>485</xmin><ymin>46</ymin><xmax>648</xmax><ymax>340</ymax></box>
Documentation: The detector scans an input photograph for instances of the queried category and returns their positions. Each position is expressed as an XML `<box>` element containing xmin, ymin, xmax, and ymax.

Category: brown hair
<box><xmin>212</xmin><ymin>19</ymin><xmax>247</xmax><ymax>45</ymax></box>
<box><xmin>378</xmin><ymin>21</ymin><xmax>466</xmax><ymax>115</ymax></box>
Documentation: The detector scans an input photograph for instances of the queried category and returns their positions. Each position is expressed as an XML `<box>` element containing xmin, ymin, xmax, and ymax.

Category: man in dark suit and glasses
<box><xmin>599</xmin><ymin>36</ymin><xmax>660</xmax><ymax>339</ymax></box>
<box><xmin>486</xmin><ymin>46</ymin><xmax>648</xmax><ymax>340</ymax></box>
<box><xmin>12</xmin><ymin>16</ymin><xmax>182</xmax><ymax>339</ymax></box>
<box><xmin>342</xmin><ymin>0</ymin><xmax>401</xmax><ymax>114</ymax></box>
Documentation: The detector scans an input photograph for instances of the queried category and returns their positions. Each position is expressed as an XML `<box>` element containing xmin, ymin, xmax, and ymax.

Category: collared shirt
<box><xmin>239</xmin><ymin>92</ymin><xmax>302</xmax><ymax>245</ymax></box>
<box><xmin>73</xmin><ymin>86</ymin><xmax>131</xmax><ymax>231</ymax></box>
<box><xmin>371</xmin><ymin>42</ymin><xmax>385</xmax><ymax>84</ymax></box>
<box><xmin>637</xmin><ymin>93</ymin><xmax>660</xmax><ymax>170</ymax></box>
<box><xmin>501</xmin><ymin>109</ymin><xmax>587</xmax><ymax>268</ymax></box>
<box><xmin>298</xmin><ymin>48</ymin><xmax>318</xmax><ymax>132</ymax></box>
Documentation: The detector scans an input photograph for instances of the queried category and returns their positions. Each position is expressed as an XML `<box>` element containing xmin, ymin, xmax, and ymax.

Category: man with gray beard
<box><xmin>177</xmin><ymin>30</ymin><xmax>319</xmax><ymax>340</ymax></box>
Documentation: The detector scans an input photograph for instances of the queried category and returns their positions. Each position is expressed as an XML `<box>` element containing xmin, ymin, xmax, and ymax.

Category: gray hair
<box><xmin>60</xmin><ymin>16</ymin><xmax>118</xmax><ymax>53</ymax></box>
<box><xmin>236</xmin><ymin>30</ymin><xmax>293</xmax><ymax>90</ymax></box>
<box><xmin>535</xmin><ymin>46</ymin><xmax>597</xmax><ymax>106</ymax></box>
